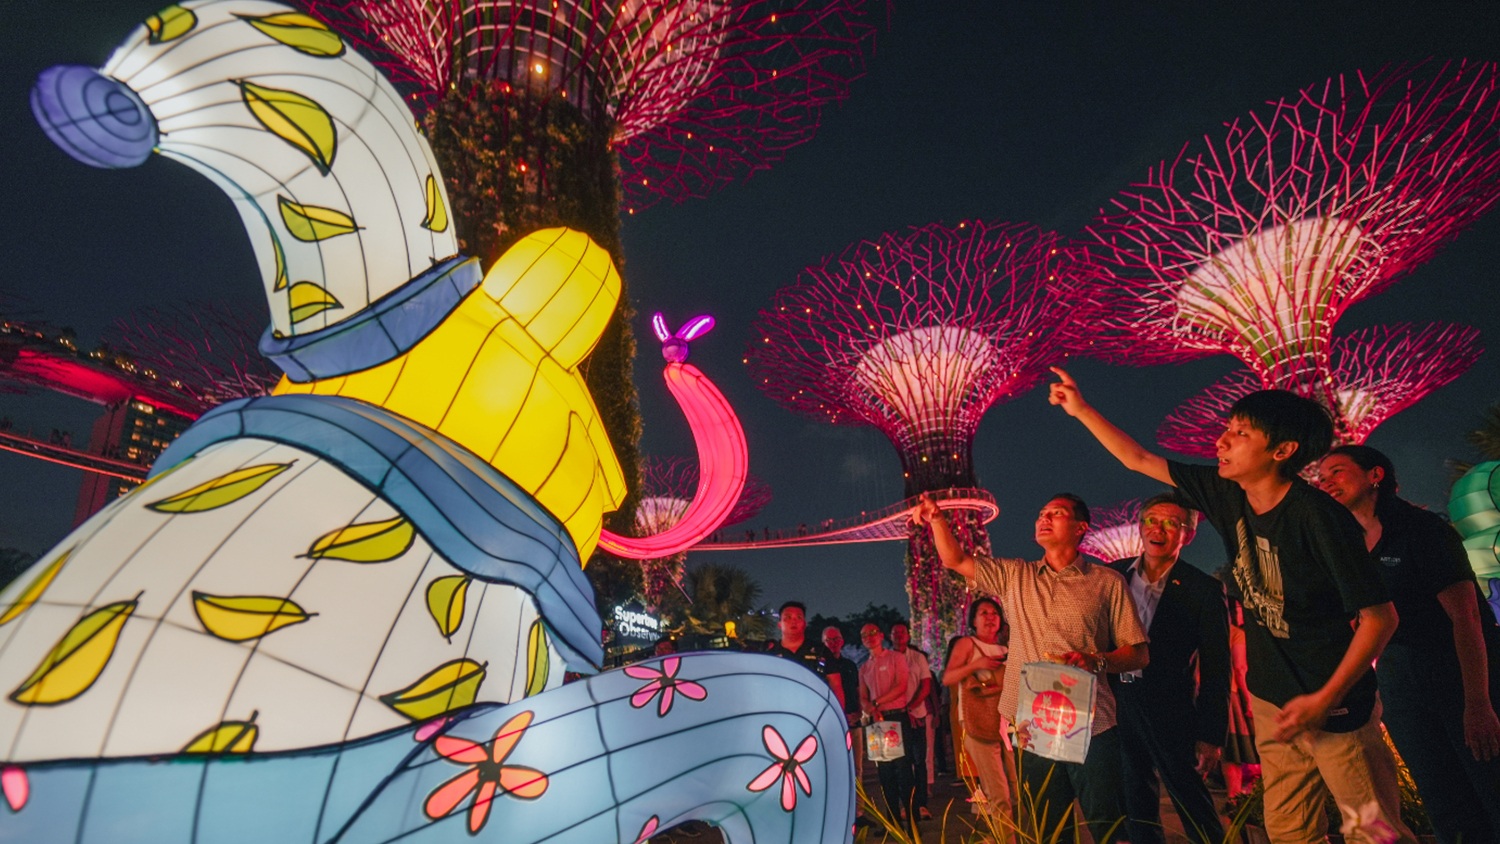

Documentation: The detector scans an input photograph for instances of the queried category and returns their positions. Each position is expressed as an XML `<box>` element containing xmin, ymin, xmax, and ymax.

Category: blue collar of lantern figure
<box><xmin>260</xmin><ymin>255</ymin><xmax>482</xmax><ymax>383</ymax></box>
<box><xmin>150</xmin><ymin>394</ymin><xmax>603</xmax><ymax>673</ymax></box>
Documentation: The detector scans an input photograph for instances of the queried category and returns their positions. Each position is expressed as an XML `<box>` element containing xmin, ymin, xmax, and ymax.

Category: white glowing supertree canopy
<box><xmin>1079</xmin><ymin>499</ymin><xmax>1143</xmax><ymax>563</ymax></box>
<box><xmin>748</xmin><ymin>220</ymin><xmax>1105</xmax><ymax>495</ymax></box>
<box><xmin>1158</xmin><ymin>322</ymin><xmax>1483</xmax><ymax>456</ymax></box>
<box><xmin>1086</xmin><ymin>61</ymin><xmax>1500</xmax><ymax>405</ymax></box>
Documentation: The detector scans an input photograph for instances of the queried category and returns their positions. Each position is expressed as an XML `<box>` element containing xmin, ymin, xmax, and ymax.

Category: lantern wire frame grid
<box><xmin>745</xmin><ymin>220</ymin><xmax>1112</xmax><ymax>653</ymax></box>
<box><xmin>1082</xmin><ymin>60</ymin><xmax>1500</xmax><ymax>441</ymax></box>
<box><xmin>305</xmin><ymin>0</ymin><xmax>880</xmax><ymax>209</ymax></box>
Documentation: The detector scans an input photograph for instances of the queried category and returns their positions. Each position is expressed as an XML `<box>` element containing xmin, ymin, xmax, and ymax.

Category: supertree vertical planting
<box><xmin>634</xmin><ymin>455</ymin><xmax>772</xmax><ymax>607</ymax></box>
<box><xmin>1158</xmin><ymin>322</ymin><xmax>1483</xmax><ymax>457</ymax></box>
<box><xmin>746</xmin><ymin>221</ymin><xmax>1104</xmax><ymax>653</ymax></box>
<box><xmin>1079</xmin><ymin>499</ymin><xmax>1143</xmax><ymax>563</ymax></box>
<box><xmin>307</xmin><ymin>0</ymin><xmax>879</xmax><ymax>541</ymax></box>
<box><xmin>1085</xmin><ymin>61</ymin><xmax>1500</xmax><ymax>444</ymax></box>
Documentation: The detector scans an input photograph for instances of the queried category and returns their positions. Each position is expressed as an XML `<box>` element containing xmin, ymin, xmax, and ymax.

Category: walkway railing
<box><xmin>693</xmin><ymin>487</ymin><xmax>998</xmax><ymax>550</ymax></box>
<box><xmin>0</xmin><ymin>430</ymin><xmax>150</xmax><ymax>481</ymax></box>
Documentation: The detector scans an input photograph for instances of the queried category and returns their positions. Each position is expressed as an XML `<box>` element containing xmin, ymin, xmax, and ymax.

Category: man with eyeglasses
<box><xmin>1106</xmin><ymin>492</ymin><xmax>1231</xmax><ymax>844</ymax></box>
<box><xmin>919</xmin><ymin>492</ymin><xmax>1148</xmax><ymax>844</ymax></box>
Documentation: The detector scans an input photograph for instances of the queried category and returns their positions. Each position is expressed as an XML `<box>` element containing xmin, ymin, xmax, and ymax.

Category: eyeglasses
<box><xmin>1141</xmin><ymin>516</ymin><xmax>1183</xmax><ymax>530</ymax></box>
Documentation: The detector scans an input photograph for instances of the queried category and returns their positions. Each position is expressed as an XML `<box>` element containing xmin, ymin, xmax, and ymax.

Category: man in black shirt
<box><xmin>766</xmin><ymin>601</ymin><xmax>842</xmax><ymax>703</ymax></box>
<box><xmin>822</xmin><ymin>625</ymin><xmax>869</xmax><ymax>826</ymax></box>
<box><xmin>1048</xmin><ymin>368</ymin><xmax>1414</xmax><ymax>844</ymax></box>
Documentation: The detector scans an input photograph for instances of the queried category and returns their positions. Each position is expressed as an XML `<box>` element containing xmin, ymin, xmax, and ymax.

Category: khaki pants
<box><xmin>1249</xmin><ymin>695</ymin><xmax>1416</xmax><ymax>844</ymax></box>
<box><xmin>963</xmin><ymin>733</ymin><xmax>1016</xmax><ymax>819</ymax></box>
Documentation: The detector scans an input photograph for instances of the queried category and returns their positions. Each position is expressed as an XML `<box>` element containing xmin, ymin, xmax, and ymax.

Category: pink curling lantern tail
<box><xmin>598</xmin><ymin>315</ymin><xmax>747</xmax><ymax>560</ymax></box>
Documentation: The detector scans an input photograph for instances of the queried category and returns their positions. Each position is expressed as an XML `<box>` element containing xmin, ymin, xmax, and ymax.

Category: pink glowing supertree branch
<box><xmin>109</xmin><ymin>302</ymin><xmax>281</xmax><ymax>407</ymax></box>
<box><xmin>1079</xmin><ymin>499</ymin><xmax>1144</xmax><ymax>563</ymax></box>
<box><xmin>746</xmin><ymin>220</ymin><xmax>1106</xmax><ymax>495</ymax></box>
<box><xmin>1084</xmin><ymin>61</ymin><xmax>1500</xmax><ymax>406</ymax></box>
<box><xmin>307</xmin><ymin>0</ymin><xmax>877</xmax><ymax>209</ymax></box>
<box><xmin>1158</xmin><ymin>322</ymin><xmax>1483</xmax><ymax>457</ymax></box>
<box><xmin>599</xmin><ymin>315</ymin><xmax>749</xmax><ymax>559</ymax></box>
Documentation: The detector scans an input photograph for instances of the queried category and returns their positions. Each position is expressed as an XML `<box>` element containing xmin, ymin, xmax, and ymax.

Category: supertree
<box><xmin>306</xmin><ymin>0</ymin><xmax>879</xmax><ymax>543</ymax></box>
<box><xmin>1078</xmin><ymin>499</ymin><xmax>1143</xmax><ymax>563</ymax></box>
<box><xmin>746</xmin><ymin>220</ymin><xmax>1105</xmax><ymax>653</ymax></box>
<box><xmin>108</xmin><ymin>302</ymin><xmax>283</xmax><ymax>408</ymax></box>
<box><xmin>1158</xmin><ymin>322</ymin><xmax>1483</xmax><ymax>457</ymax></box>
<box><xmin>634</xmin><ymin>456</ymin><xmax>771</xmax><ymax>607</ymax></box>
<box><xmin>1084</xmin><ymin>61</ymin><xmax>1500</xmax><ymax>444</ymax></box>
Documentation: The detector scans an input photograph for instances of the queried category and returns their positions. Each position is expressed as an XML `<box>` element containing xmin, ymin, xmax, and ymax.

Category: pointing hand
<box><xmin>1047</xmin><ymin>367</ymin><xmax>1088</xmax><ymax>417</ymax></box>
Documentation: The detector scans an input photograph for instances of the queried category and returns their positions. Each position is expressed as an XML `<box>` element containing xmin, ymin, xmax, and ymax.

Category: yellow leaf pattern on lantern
<box><xmin>306</xmin><ymin>516</ymin><xmax>414</xmax><ymax>562</ymax></box>
<box><xmin>421</xmin><ymin>174</ymin><xmax>448</xmax><ymax>232</ymax></box>
<box><xmin>288</xmin><ymin>282</ymin><xmax>343</xmax><ymax>324</ymax></box>
<box><xmin>10</xmin><ymin>598</ymin><xmax>137</xmax><ymax>705</ymax></box>
<box><xmin>238</xmin><ymin>12</ymin><xmax>345</xmax><ymax>57</ymax></box>
<box><xmin>240</xmin><ymin>82</ymin><xmax>338</xmax><ymax>175</ymax></box>
<box><xmin>525</xmin><ymin>619</ymin><xmax>550</xmax><ymax>697</ymax></box>
<box><xmin>146</xmin><ymin>5</ymin><xmax>196</xmax><ymax>43</ymax></box>
<box><xmin>278</xmin><ymin>197</ymin><xmax>358</xmax><ymax>241</ymax></box>
<box><xmin>0</xmin><ymin>549</ymin><xmax>70</xmax><ymax>627</ymax></box>
<box><xmin>378</xmin><ymin>658</ymin><xmax>486</xmax><ymax>721</ymax></box>
<box><xmin>183</xmin><ymin>712</ymin><xmax>259</xmax><ymax>753</ymax></box>
<box><xmin>192</xmin><ymin>592</ymin><xmax>314</xmax><ymax>642</ymax></box>
<box><xmin>425</xmin><ymin>575</ymin><xmax>468</xmax><ymax>640</ymax></box>
<box><xmin>146</xmin><ymin>463</ymin><xmax>291</xmax><ymax>513</ymax></box>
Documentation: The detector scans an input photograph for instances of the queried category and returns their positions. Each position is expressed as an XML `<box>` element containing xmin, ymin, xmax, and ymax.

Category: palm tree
<box><xmin>1449</xmin><ymin>399</ymin><xmax>1500</xmax><ymax>482</ymax></box>
<box><xmin>678</xmin><ymin>563</ymin><xmax>771</xmax><ymax>640</ymax></box>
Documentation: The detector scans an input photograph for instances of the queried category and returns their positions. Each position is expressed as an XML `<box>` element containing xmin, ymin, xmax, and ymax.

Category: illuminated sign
<box><xmin>613</xmin><ymin>605</ymin><xmax>662</xmax><ymax>643</ymax></box>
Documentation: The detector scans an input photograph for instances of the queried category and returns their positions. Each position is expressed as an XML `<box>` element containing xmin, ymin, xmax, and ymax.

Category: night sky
<box><xmin>1</xmin><ymin>1</ymin><xmax>1497</xmax><ymax>620</ymax></box>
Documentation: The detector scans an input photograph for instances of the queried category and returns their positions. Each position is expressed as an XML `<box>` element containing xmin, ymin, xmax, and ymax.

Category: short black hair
<box><xmin>967</xmin><ymin>596</ymin><xmax>1002</xmax><ymax>631</ymax></box>
<box><xmin>778</xmin><ymin>600</ymin><xmax>806</xmax><ymax>615</ymax></box>
<box><xmin>1139</xmin><ymin>491</ymin><xmax>1199</xmax><ymax>531</ymax></box>
<box><xmin>1326</xmin><ymin>444</ymin><xmax>1399</xmax><ymax>503</ymax></box>
<box><xmin>1046</xmin><ymin>492</ymin><xmax>1091</xmax><ymax>524</ymax></box>
<box><xmin>890</xmin><ymin>617</ymin><xmax>910</xmax><ymax>631</ymax></box>
<box><xmin>1228</xmin><ymin>390</ymin><xmax>1334</xmax><ymax>479</ymax></box>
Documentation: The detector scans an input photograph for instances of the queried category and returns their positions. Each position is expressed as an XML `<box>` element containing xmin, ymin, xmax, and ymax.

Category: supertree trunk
<box><xmin>424</xmin><ymin>82</ymin><xmax>642</xmax><ymax>540</ymax></box>
<box><xmin>905</xmin><ymin>507</ymin><xmax>990</xmax><ymax>663</ymax></box>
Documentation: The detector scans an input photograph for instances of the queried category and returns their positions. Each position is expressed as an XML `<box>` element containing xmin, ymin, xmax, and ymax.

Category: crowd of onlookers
<box><xmin>741</xmin><ymin>369</ymin><xmax>1499</xmax><ymax>844</ymax></box>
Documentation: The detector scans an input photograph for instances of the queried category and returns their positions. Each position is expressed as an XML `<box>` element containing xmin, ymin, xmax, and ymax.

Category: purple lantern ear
<box><xmin>31</xmin><ymin>65</ymin><xmax>156</xmax><ymax>169</ymax></box>
<box><xmin>679</xmin><ymin>315</ymin><xmax>715</xmax><ymax>341</ymax></box>
<box><xmin>651</xmin><ymin>313</ymin><xmax>671</xmax><ymax>343</ymax></box>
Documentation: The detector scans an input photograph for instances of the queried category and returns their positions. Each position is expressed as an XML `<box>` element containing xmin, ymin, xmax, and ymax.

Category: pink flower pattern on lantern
<box><xmin>633</xmin><ymin>815</ymin><xmax>661</xmax><ymax>844</ymax></box>
<box><xmin>424</xmin><ymin>711</ymin><xmax>549</xmax><ymax>834</ymax></box>
<box><xmin>746</xmin><ymin>725</ymin><xmax>818</xmax><ymax>811</ymax></box>
<box><xmin>625</xmin><ymin>657</ymin><xmax>708</xmax><ymax>717</ymax></box>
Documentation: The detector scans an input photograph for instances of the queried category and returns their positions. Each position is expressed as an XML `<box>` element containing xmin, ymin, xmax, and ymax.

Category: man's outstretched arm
<box><xmin>1048</xmin><ymin>366</ymin><xmax>1173</xmax><ymax>486</ymax></box>
<box><xmin>915</xmin><ymin>495</ymin><xmax>976</xmax><ymax>578</ymax></box>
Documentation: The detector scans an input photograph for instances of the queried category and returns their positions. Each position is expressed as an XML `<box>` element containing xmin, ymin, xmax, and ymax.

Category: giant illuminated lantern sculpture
<box><xmin>1085</xmin><ymin>61</ymin><xmax>1500</xmax><ymax>444</ymax></box>
<box><xmin>746</xmin><ymin>221</ymin><xmax>1103</xmax><ymax>653</ymax></box>
<box><xmin>303</xmin><ymin>0</ymin><xmax>880</xmax><ymax>541</ymax></box>
<box><xmin>1450</xmin><ymin>461</ymin><xmax>1500</xmax><ymax>623</ymax></box>
<box><xmin>7</xmin><ymin>3</ymin><xmax>850</xmax><ymax>841</ymax></box>
<box><xmin>1156</xmin><ymin>322</ymin><xmax>1482</xmax><ymax>457</ymax></box>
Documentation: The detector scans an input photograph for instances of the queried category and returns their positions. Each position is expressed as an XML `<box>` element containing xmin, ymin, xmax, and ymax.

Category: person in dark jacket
<box><xmin>1108</xmin><ymin>491</ymin><xmax>1230</xmax><ymax>844</ymax></box>
<box><xmin>1321</xmin><ymin>445</ymin><xmax>1500</xmax><ymax>844</ymax></box>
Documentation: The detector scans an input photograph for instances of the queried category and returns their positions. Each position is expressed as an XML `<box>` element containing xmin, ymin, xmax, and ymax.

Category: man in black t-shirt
<box><xmin>1048</xmin><ymin>368</ymin><xmax>1415</xmax><ymax>844</ymax></box>
<box><xmin>766</xmin><ymin>601</ymin><xmax>842</xmax><ymax>701</ymax></box>
<box><xmin>822</xmin><ymin>625</ymin><xmax>869</xmax><ymax>826</ymax></box>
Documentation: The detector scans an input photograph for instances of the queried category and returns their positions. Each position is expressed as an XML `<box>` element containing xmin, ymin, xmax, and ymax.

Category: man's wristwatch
<box><xmin>1091</xmin><ymin>653</ymin><xmax>1107</xmax><ymax>674</ymax></box>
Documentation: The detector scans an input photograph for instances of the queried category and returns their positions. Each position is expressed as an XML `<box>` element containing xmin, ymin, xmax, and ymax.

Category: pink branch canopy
<box><xmin>1083</xmin><ymin>61</ymin><xmax>1500</xmax><ymax>397</ymax></box>
<box><xmin>307</xmin><ymin>0</ymin><xmax>879</xmax><ymax>209</ymax></box>
<box><xmin>746</xmin><ymin>220</ymin><xmax>1106</xmax><ymax>492</ymax></box>
<box><xmin>1157</xmin><ymin>322</ymin><xmax>1483</xmax><ymax>457</ymax></box>
<box><xmin>635</xmin><ymin>455</ymin><xmax>771</xmax><ymax>535</ymax></box>
<box><xmin>1078</xmin><ymin>499</ymin><xmax>1144</xmax><ymax>563</ymax></box>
